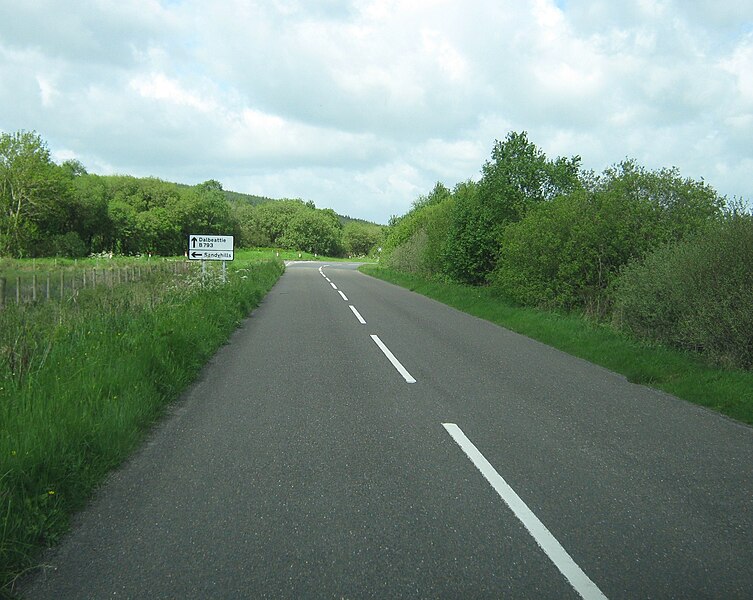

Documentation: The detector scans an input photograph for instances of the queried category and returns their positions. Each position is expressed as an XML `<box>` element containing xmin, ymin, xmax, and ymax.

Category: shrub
<box><xmin>489</xmin><ymin>161</ymin><xmax>725</xmax><ymax>316</ymax></box>
<box><xmin>612</xmin><ymin>214</ymin><xmax>753</xmax><ymax>369</ymax></box>
<box><xmin>383</xmin><ymin>182</ymin><xmax>453</xmax><ymax>278</ymax></box>
<box><xmin>490</xmin><ymin>193</ymin><xmax>586</xmax><ymax>308</ymax></box>
<box><xmin>386</xmin><ymin>228</ymin><xmax>429</xmax><ymax>275</ymax></box>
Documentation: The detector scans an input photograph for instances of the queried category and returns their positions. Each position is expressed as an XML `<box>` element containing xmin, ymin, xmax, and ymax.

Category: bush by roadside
<box><xmin>612</xmin><ymin>214</ymin><xmax>753</xmax><ymax>370</ymax></box>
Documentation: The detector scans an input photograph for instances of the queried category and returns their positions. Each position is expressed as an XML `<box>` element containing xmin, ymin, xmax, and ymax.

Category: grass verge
<box><xmin>0</xmin><ymin>258</ymin><xmax>284</xmax><ymax>598</ymax></box>
<box><xmin>236</xmin><ymin>248</ymin><xmax>377</xmax><ymax>263</ymax></box>
<box><xmin>360</xmin><ymin>266</ymin><xmax>753</xmax><ymax>426</ymax></box>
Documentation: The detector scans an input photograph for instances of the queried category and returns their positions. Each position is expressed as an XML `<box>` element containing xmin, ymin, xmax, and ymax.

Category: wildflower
<box><xmin>48</xmin><ymin>490</ymin><xmax>56</xmax><ymax>495</ymax></box>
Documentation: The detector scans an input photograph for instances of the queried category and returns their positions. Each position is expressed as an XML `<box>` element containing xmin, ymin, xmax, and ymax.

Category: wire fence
<box><xmin>0</xmin><ymin>260</ymin><xmax>194</xmax><ymax>309</ymax></box>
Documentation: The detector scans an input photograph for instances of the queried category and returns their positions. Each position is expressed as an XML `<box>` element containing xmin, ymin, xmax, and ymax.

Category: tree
<box><xmin>60</xmin><ymin>158</ymin><xmax>88</xmax><ymax>177</ymax></box>
<box><xmin>70</xmin><ymin>174</ymin><xmax>110</xmax><ymax>253</ymax></box>
<box><xmin>279</xmin><ymin>209</ymin><xmax>343</xmax><ymax>256</ymax></box>
<box><xmin>411</xmin><ymin>182</ymin><xmax>451</xmax><ymax>211</ymax></box>
<box><xmin>597</xmin><ymin>160</ymin><xmax>724</xmax><ymax>241</ymax></box>
<box><xmin>444</xmin><ymin>132</ymin><xmax>581</xmax><ymax>284</ymax></box>
<box><xmin>197</xmin><ymin>179</ymin><xmax>223</xmax><ymax>192</ymax></box>
<box><xmin>135</xmin><ymin>207</ymin><xmax>181</xmax><ymax>255</ymax></box>
<box><xmin>107</xmin><ymin>199</ymin><xmax>138</xmax><ymax>254</ymax></box>
<box><xmin>343</xmin><ymin>222</ymin><xmax>381</xmax><ymax>256</ymax></box>
<box><xmin>489</xmin><ymin>160</ymin><xmax>726</xmax><ymax>315</ymax></box>
<box><xmin>0</xmin><ymin>130</ymin><xmax>71</xmax><ymax>256</ymax></box>
<box><xmin>174</xmin><ymin>185</ymin><xmax>234</xmax><ymax>238</ymax></box>
<box><xmin>232</xmin><ymin>203</ymin><xmax>272</xmax><ymax>248</ymax></box>
<box><xmin>479</xmin><ymin>131</ymin><xmax>581</xmax><ymax>223</ymax></box>
<box><xmin>255</xmin><ymin>200</ymin><xmax>307</xmax><ymax>245</ymax></box>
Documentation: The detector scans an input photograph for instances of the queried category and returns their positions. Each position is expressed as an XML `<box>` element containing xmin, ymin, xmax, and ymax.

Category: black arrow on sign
<box><xmin>191</xmin><ymin>251</ymin><xmax>203</xmax><ymax>258</ymax></box>
<box><xmin>191</xmin><ymin>237</ymin><xmax>198</xmax><ymax>247</ymax></box>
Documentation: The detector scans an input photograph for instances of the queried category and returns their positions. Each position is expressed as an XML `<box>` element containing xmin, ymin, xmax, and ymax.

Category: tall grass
<box><xmin>0</xmin><ymin>258</ymin><xmax>283</xmax><ymax>597</ymax></box>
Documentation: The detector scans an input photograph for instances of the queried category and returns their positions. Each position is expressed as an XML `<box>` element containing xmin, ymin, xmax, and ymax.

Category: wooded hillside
<box><xmin>0</xmin><ymin>130</ymin><xmax>383</xmax><ymax>258</ymax></box>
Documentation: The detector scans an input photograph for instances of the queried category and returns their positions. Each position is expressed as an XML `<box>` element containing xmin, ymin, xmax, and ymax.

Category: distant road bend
<box><xmin>21</xmin><ymin>261</ymin><xmax>753</xmax><ymax>599</ymax></box>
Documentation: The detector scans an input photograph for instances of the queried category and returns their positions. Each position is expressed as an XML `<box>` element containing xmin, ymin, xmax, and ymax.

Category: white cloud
<box><xmin>1</xmin><ymin>0</ymin><xmax>752</xmax><ymax>223</ymax></box>
<box><xmin>129</xmin><ymin>73</ymin><xmax>218</xmax><ymax>112</ymax></box>
<box><xmin>721</xmin><ymin>34</ymin><xmax>753</xmax><ymax>102</ymax></box>
<box><xmin>35</xmin><ymin>75</ymin><xmax>59</xmax><ymax>107</ymax></box>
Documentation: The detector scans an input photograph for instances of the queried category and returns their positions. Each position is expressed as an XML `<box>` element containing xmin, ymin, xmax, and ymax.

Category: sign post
<box><xmin>188</xmin><ymin>235</ymin><xmax>234</xmax><ymax>284</ymax></box>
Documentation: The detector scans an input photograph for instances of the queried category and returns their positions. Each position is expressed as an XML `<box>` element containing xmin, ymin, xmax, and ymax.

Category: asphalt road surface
<box><xmin>20</xmin><ymin>262</ymin><xmax>753</xmax><ymax>599</ymax></box>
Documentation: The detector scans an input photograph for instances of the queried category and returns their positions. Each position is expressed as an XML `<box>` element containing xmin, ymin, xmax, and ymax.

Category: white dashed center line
<box><xmin>442</xmin><ymin>423</ymin><xmax>607</xmax><ymax>600</ymax></box>
<box><xmin>349</xmin><ymin>305</ymin><xmax>366</xmax><ymax>324</ymax></box>
<box><xmin>371</xmin><ymin>335</ymin><xmax>416</xmax><ymax>384</ymax></box>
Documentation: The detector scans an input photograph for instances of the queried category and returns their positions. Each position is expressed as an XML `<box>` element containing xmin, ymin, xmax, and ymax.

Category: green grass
<box><xmin>236</xmin><ymin>247</ymin><xmax>377</xmax><ymax>263</ymax></box>
<box><xmin>360</xmin><ymin>266</ymin><xmax>753</xmax><ymax>426</ymax></box>
<box><xmin>0</xmin><ymin>257</ymin><xmax>284</xmax><ymax>598</ymax></box>
<box><xmin>0</xmin><ymin>254</ymin><xmax>168</xmax><ymax>273</ymax></box>
<box><xmin>0</xmin><ymin>247</ymin><xmax>373</xmax><ymax>276</ymax></box>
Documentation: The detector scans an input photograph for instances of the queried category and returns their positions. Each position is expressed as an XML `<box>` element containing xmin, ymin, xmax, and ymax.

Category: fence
<box><xmin>0</xmin><ymin>261</ymin><xmax>194</xmax><ymax>308</ymax></box>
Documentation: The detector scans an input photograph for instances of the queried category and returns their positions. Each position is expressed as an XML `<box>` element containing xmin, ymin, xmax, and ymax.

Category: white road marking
<box><xmin>338</xmin><ymin>291</ymin><xmax>349</xmax><ymax>301</ymax></box>
<box><xmin>442</xmin><ymin>423</ymin><xmax>608</xmax><ymax>600</ymax></box>
<box><xmin>370</xmin><ymin>335</ymin><xmax>416</xmax><ymax>384</ymax></box>
<box><xmin>349</xmin><ymin>305</ymin><xmax>366</xmax><ymax>324</ymax></box>
<box><xmin>330</xmin><ymin>282</ymin><xmax>338</xmax><ymax>290</ymax></box>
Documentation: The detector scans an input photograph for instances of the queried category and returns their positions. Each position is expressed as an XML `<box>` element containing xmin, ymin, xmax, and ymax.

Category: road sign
<box><xmin>188</xmin><ymin>234</ymin><xmax>234</xmax><ymax>261</ymax></box>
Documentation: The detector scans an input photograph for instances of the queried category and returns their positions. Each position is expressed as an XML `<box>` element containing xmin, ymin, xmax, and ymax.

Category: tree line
<box><xmin>383</xmin><ymin>131</ymin><xmax>752</xmax><ymax>370</ymax></box>
<box><xmin>0</xmin><ymin>130</ymin><xmax>383</xmax><ymax>259</ymax></box>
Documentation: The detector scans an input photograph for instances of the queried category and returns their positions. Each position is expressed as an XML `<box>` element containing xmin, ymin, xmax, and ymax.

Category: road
<box><xmin>21</xmin><ymin>262</ymin><xmax>753</xmax><ymax>598</ymax></box>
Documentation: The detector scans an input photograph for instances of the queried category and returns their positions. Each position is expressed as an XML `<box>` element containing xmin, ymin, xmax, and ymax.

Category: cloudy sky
<box><xmin>1</xmin><ymin>0</ymin><xmax>752</xmax><ymax>223</ymax></box>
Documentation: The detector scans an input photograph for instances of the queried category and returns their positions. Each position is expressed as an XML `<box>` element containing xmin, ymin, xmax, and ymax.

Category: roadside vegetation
<box><xmin>0</xmin><ymin>256</ymin><xmax>283</xmax><ymax>597</ymax></box>
<box><xmin>361</xmin><ymin>266</ymin><xmax>753</xmax><ymax>425</ymax></box>
<box><xmin>377</xmin><ymin>131</ymin><xmax>752</xmax><ymax>421</ymax></box>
